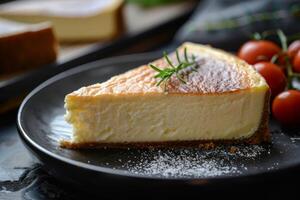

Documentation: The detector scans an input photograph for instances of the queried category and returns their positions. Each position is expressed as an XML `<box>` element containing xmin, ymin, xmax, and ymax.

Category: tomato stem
<box><xmin>285</xmin><ymin>57</ymin><xmax>294</xmax><ymax>89</ymax></box>
<box><xmin>270</xmin><ymin>54</ymin><xmax>279</xmax><ymax>63</ymax></box>
<box><xmin>277</xmin><ymin>29</ymin><xmax>288</xmax><ymax>51</ymax></box>
<box><xmin>252</xmin><ymin>32</ymin><xmax>262</xmax><ymax>40</ymax></box>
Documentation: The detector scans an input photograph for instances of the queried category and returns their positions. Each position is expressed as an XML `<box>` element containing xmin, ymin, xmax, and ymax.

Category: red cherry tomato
<box><xmin>253</xmin><ymin>62</ymin><xmax>286</xmax><ymax>97</ymax></box>
<box><xmin>272</xmin><ymin>90</ymin><xmax>300</xmax><ymax>125</ymax></box>
<box><xmin>288</xmin><ymin>40</ymin><xmax>300</xmax><ymax>59</ymax></box>
<box><xmin>292</xmin><ymin>50</ymin><xmax>300</xmax><ymax>73</ymax></box>
<box><xmin>238</xmin><ymin>40</ymin><xmax>281</xmax><ymax>64</ymax></box>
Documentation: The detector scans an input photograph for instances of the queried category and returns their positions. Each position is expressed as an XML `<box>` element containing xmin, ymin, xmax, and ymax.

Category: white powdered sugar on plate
<box><xmin>122</xmin><ymin>145</ymin><xmax>270</xmax><ymax>178</ymax></box>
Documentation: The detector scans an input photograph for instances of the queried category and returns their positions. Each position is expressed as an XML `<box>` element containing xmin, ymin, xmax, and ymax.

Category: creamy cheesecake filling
<box><xmin>65</xmin><ymin>88</ymin><xmax>267</xmax><ymax>144</ymax></box>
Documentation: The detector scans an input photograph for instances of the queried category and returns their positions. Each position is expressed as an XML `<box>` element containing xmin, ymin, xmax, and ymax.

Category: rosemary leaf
<box><xmin>184</xmin><ymin>48</ymin><xmax>189</xmax><ymax>62</ymax></box>
<box><xmin>149</xmin><ymin>64</ymin><xmax>163</xmax><ymax>72</ymax></box>
<box><xmin>164</xmin><ymin>51</ymin><xmax>175</xmax><ymax>68</ymax></box>
<box><xmin>176</xmin><ymin>50</ymin><xmax>181</xmax><ymax>64</ymax></box>
<box><xmin>148</xmin><ymin>48</ymin><xmax>198</xmax><ymax>91</ymax></box>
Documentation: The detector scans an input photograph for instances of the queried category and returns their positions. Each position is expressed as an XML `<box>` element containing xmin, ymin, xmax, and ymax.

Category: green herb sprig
<box><xmin>149</xmin><ymin>48</ymin><xmax>198</xmax><ymax>92</ymax></box>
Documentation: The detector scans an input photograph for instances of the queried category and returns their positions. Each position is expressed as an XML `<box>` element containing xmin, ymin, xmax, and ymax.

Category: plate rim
<box><xmin>17</xmin><ymin>52</ymin><xmax>300</xmax><ymax>183</ymax></box>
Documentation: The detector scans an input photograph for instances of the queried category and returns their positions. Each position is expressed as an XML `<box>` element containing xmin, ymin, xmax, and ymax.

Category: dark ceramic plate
<box><xmin>17</xmin><ymin>52</ymin><xmax>300</xmax><ymax>192</ymax></box>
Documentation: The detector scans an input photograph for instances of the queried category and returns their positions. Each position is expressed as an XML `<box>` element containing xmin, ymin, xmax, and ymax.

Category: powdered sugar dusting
<box><xmin>126</xmin><ymin>150</ymin><xmax>240</xmax><ymax>177</ymax></box>
<box><xmin>122</xmin><ymin>145</ymin><xmax>270</xmax><ymax>178</ymax></box>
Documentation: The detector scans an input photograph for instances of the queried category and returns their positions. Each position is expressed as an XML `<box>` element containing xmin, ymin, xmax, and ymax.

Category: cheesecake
<box><xmin>0</xmin><ymin>18</ymin><xmax>57</xmax><ymax>77</ymax></box>
<box><xmin>0</xmin><ymin>0</ymin><xmax>124</xmax><ymax>42</ymax></box>
<box><xmin>62</xmin><ymin>42</ymin><xmax>270</xmax><ymax>148</ymax></box>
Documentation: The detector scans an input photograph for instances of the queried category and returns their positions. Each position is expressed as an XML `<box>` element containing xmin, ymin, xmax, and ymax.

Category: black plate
<box><xmin>17</xmin><ymin>52</ymin><xmax>300</xmax><ymax>192</ymax></box>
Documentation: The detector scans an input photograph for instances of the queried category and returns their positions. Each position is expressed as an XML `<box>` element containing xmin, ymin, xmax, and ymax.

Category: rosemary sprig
<box><xmin>149</xmin><ymin>48</ymin><xmax>198</xmax><ymax>91</ymax></box>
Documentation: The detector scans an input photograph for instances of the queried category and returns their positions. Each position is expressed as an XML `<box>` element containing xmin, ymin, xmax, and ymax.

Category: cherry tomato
<box><xmin>272</xmin><ymin>90</ymin><xmax>300</xmax><ymax>125</ymax></box>
<box><xmin>288</xmin><ymin>40</ymin><xmax>300</xmax><ymax>59</ymax></box>
<box><xmin>238</xmin><ymin>40</ymin><xmax>281</xmax><ymax>64</ymax></box>
<box><xmin>292</xmin><ymin>50</ymin><xmax>300</xmax><ymax>73</ymax></box>
<box><xmin>253</xmin><ymin>62</ymin><xmax>286</xmax><ymax>97</ymax></box>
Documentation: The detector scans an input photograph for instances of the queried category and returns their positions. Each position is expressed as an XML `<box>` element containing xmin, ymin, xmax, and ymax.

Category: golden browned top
<box><xmin>69</xmin><ymin>42</ymin><xmax>268</xmax><ymax>97</ymax></box>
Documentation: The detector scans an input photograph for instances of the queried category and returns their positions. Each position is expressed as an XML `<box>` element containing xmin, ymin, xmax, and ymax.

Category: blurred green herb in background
<box><xmin>127</xmin><ymin>0</ymin><xmax>181</xmax><ymax>7</ymax></box>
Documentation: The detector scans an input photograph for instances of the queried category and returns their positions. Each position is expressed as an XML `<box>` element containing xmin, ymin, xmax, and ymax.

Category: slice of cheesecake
<box><xmin>62</xmin><ymin>42</ymin><xmax>270</xmax><ymax>148</ymax></box>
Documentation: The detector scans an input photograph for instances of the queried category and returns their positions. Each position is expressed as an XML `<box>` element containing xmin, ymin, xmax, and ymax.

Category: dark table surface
<box><xmin>1</xmin><ymin>109</ymin><xmax>300</xmax><ymax>200</ymax></box>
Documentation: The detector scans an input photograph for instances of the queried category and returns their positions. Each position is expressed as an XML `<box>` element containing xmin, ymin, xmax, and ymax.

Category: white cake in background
<box><xmin>0</xmin><ymin>0</ymin><xmax>124</xmax><ymax>42</ymax></box>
